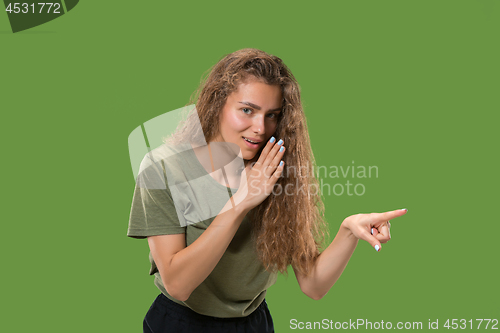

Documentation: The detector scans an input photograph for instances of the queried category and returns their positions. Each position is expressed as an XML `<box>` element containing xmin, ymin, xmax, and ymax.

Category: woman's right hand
<box><xmin>234</xmin><ymin>137</ymin><xmax>286</xmax><ymax>212</ymax></box>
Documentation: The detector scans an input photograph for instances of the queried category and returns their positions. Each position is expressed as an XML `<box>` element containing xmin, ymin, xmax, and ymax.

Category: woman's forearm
<box><xmin>298</xmin><ymin>209</ymin><xmax>406</xmax><ymax>299</ymax></box>
<box><xmin>163</xmin><ymin>193</ymin><xmax>250</xmax><ymax>301</ymax></box>
<box><xmin>295</xmin><ymin>222</ymin><xmax>358</xmax><ymax>300</ymax></box>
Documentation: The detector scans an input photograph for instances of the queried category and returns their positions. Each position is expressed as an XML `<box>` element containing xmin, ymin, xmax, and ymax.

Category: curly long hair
<box><xmin>165</xmin><ymin>48</ymin><xmax>328</xmax><ymax>276</ymax></box>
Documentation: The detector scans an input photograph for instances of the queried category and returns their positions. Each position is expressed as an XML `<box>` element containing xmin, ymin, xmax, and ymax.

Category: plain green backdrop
<box><xmin>1</xmin><ymin>1</ymin><xmax>498</xmax><ymax>332</ymax></box>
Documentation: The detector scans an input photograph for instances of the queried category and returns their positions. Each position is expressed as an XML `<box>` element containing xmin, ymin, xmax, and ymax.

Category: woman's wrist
<box><xmin>340</xmin><ymin>218</ymin><xmax>357</xmax><ymax>240</ymax></box>
<box><xmin>230</xmin><ymin>190</ymin><xmax>252</xmax><ymax>216</ymax></box>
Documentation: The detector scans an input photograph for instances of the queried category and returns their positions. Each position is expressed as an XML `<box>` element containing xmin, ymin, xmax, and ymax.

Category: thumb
<box><xmin>245</xmin><ymin>162</ymin><xmax>253</xmax><ymax>172</ymax></box>
<box><xmin>362</xmin><ymin>228</ymin><xmax>382</xmax><ymax>252</ymax></box>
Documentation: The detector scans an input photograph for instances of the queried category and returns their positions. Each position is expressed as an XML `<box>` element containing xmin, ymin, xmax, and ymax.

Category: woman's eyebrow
<box><xmin>238</xmin><ymin>101</ymin><xmax>282</xmax><ymax>112</ymax></box>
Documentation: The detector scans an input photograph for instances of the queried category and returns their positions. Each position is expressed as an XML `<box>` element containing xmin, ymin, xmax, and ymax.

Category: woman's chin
<box><xmin>243</xmin><ymin>154</ymin><xmax>256</xmax><ymax>163</ymax></box>
<box><xmin>241</xmin><ymin>151</ymin><xmax>254</xmax><ymax>160</ymax></box>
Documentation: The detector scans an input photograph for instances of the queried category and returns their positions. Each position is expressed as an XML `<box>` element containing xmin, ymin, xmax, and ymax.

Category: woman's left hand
<box><xmin>341</xmin><ymin>209</ymin><xmax>408</xmax><ymax>251</ymax></box>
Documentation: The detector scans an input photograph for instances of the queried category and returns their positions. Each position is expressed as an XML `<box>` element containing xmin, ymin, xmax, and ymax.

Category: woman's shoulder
<box><xmin>136</xmin><ymin>142</ymin><xmax>194</xmax><ymax>188</ymax></box>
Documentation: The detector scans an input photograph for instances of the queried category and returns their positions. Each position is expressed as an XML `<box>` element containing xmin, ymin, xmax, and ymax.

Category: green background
<box><xmin>1</xmin><ymin>1</ymin><xmax>498</xmax><ymax>332</ymax></box>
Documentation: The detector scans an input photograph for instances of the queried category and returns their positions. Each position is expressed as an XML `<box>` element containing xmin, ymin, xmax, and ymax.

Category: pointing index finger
<box><xmin>372</xmin><ymin>209</ymin><xmax>408</xmax><ymax>224</ymax></box>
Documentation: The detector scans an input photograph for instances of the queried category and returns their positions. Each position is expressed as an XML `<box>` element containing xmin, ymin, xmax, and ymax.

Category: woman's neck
<box><xmin>189</xmin><ymin>141</ymin><xmax>245</xmax><ymax>188</ymax></box>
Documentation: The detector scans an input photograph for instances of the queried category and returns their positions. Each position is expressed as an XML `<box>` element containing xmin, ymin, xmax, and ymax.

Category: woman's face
<box><xmin>214</xmin><ymin>78</ymin><xmax>282</xmax><ymax>162</ymax></box>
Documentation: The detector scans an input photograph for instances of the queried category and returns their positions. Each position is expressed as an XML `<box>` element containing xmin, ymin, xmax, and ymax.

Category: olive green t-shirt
<box><xmin>127</xmin><ymin>143</ymin><xmax>277</xmax><ymax>318</ymax></box>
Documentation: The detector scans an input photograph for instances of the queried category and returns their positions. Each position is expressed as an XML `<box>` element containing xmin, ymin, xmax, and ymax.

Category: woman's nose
<box><xmin>251</xmin><ymin>115</ymin><xmax>265</xmax><ymax>134</ymax></box>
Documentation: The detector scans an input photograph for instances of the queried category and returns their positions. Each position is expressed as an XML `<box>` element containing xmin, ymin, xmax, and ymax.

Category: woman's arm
<box><xmin>148</xmin><ymin>191</ymin><xmax>250</xmax><ymax>302</ymax></box>
<box><xmin>293</xmin><ymin>209</ymin><xmax>407</xmax><ymax>300</ymax></box>
<box><xmin>149</xmin><ymin>138</ymin><xmax>286</xmax><ymax>302</ymax></box>
<box><xmin>293</xmin><ymin>222</ymin><xmax>358</xmax><ymax>300</ymax></box>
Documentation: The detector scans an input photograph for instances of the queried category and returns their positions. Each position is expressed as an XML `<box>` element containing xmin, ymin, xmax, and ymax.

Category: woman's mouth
<box><xmin>242</xmin><ymin>137</ymin><xmax>260</xmax><ymax>149</ymax></box>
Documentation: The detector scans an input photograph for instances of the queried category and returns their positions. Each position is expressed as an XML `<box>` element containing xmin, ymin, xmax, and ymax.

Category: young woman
<box><xmin>127</xmin><ymin>48</ymin><xmax>407</xmax><ymax>332</ymax></box>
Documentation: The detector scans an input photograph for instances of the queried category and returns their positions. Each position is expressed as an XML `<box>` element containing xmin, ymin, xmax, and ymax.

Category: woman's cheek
<box><xmin>230</xmin><ymin>112</ymin><xmax>250</xmax><ymax>130</ymax></box>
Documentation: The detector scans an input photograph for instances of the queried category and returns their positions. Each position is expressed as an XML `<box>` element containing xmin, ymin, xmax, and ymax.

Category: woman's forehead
<box><xmin>227</xmin><ymin>82</ymin><xmax>282</xmax><ymax>106</ymax></box>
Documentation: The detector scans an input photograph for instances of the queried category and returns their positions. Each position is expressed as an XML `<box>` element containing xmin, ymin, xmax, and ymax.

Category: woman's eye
<box><xmin>242</xmin><ymin>108</ymin><xmax>252</xmax><ymax>114</ymax></box>
<box><xmin>267</xmin><ymin>113</ymin><xmax>276</xmax><ymax>119</ymax></box>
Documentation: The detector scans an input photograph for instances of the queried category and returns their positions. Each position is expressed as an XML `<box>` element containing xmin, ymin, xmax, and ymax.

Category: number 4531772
<box><xmin>5</xmin><ymin>3</ymin><xmax>62</xmax><ymax>14</ymax></box>
<box><xmin>444</xmin><ymin>319</ymin><xmax>498</xmax><ymax>330</ymax></box>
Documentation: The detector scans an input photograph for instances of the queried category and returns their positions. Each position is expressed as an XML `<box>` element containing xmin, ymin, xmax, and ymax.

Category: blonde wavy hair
<box><xmin>165</xmin><ymin>48</ymin><xmax>328</xmax><ymax>276</ymax></box>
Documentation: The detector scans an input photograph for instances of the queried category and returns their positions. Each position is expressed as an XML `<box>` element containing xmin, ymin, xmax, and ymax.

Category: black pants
<box><xmin>143</xmin><ymin>293</ymin><xmax>275</xmax><ymax>333</ymax></box>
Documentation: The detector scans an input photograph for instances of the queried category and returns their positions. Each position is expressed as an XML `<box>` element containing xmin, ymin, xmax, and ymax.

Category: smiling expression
<box><xmin>213</xmin><ymin>77</ymin><xmax>283</xmax><ymax>162</ymax></box>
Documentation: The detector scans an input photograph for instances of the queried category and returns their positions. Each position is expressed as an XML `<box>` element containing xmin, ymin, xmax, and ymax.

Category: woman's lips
<box><xmin>242</xmin><ymin>137</ymin><xmax>260</xmax><ymax>149</ymax></box>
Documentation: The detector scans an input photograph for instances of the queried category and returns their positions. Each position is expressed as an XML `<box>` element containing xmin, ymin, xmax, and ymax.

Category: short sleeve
<box><xmin>127</xmin><ymin>154</ymin><xmax>186</xmax><ymax>239</ymax></box>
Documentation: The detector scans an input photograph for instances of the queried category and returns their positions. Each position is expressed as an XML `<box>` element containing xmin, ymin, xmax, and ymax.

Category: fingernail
<box><xmin>279</xmin><ymin>146</ymin><xmax>284</xmax><ymax>152</ymax></box>
<box><xmin>277</xmin><ymin>139</ymin><xmax>283</xmax><ymax>145</ymax></box>
<box><xmin>279</xmin><ymin>161</ymin><xmax>283</xmax><ymax>166</ymax></box>
<box><xmin>374</xmin><ymin>245</ymin><xmax>380</xmax><ymax>252</ymax></box>
<box><xmin>371</xmin><ymin>228</ymin><xmax>374</xmax><ymax>235</ymax></box>
<box><xmin>400</xmin><ymin>208</ymin><xmax>408</xmax><ymax>212</ymax></box>
<box><xmin>270</xmin><ymin>137</ymin><xmax>275</xmax><ymax>143</ymax></box>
